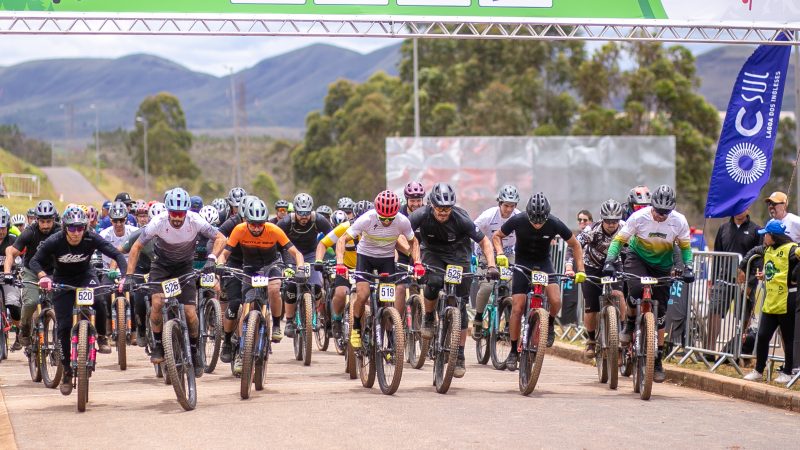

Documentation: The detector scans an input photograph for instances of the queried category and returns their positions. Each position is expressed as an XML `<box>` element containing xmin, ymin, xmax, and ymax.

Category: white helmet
<box><xmin>149</xmin><ymin>202</ymin><xmax>167</xmax><ymax>219</ymax></box>
<box><xmin>199</xmin><ymin>205</ymin><xmax>220</xmax><ymax>226</ymax></box>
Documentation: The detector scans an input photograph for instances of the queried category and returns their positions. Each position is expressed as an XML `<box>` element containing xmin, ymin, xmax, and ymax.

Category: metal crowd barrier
<box><xmin>550</xmin><ymin>236</ymin><xmax>588</xmax><ymax>342</ymax></box>
<box><xmin>0</xmin><ymin>173</ymin><xmax>40</xmax><ymax>199</ymax></box>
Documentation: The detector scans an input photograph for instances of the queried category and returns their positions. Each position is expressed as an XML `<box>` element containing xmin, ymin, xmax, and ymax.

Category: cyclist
<box><xmin>337</xmin><ymin>191</ymin><xmax>423</xmax><ymax>350</ymax></box>
<box><xmin>409</xmin><ymin>183</ymin><xmax>498</xmax><ymax>377</ymax></box>
<box><xmin>99</xmin><ymin>193</ymin><xmax>138</xmax><ymax>229</ymax></box>
<box><xmin>316</xmin><ymin>205</ymin><xmax>333</xmax><ymax>221</ymax></box>
<box><xmin>124</xmin><ymin>188</ymin><xmax>226</xmax><ymax>377</ymax></box>
<box><xmin>277</xmin><ymin>193</ymin><xmax>332</xmax><ymax>337</ymax></box>
<box><xmin>566</xmin><ymin>198</ymin><xmax>626</xmax><ymax>358</ymax></box>
<box><xmin>338</xmin><ymin>197</ymin><xmax>356</xmax><ymax>221</ymax></box>
<box><xmin>212</xmin><ymin>198</ymin><xmax>231</xmax><ymax>224</ymax></box>
<box><xmin>622</xmin><ymin>185</ymin><xmax>651</xmax><ymax>221</ymax></box>
<box><xmin>493</xmin><ymin>192</ymin><xmax>586</xmax><ymax>370</ymax></box>
<box><xmin>3</xmin><ymin>200</ymin><xmax>61</xmax><ymax>346</ymax></box>
<box><xmin>217</xmin><ymin>199</ymin><xmax>305</xmax><ymax>372</ymax></box>
<box><xmin>270</xmin><ymin>200</ymin><xmax>290</xmax><ymax>224</ymax></box>
<box><xmin>0</xmin><ymin>210</ymin><xmax>22</xmax><ymax>350</ymax></box>
<box><xmin>472</xmin><ymin>184</ymin><xmax>521</xmax><ymax>339</ymax></box>
<box><xmin>314</xmin><ymin>201</ymin><xmax>372</xmax><ymax>338</ymax></box>
<box><xmin>11</xmin><ymin>214</ymin><xmax>26</xmax><ymax>233</ymax></box>
<box><xmin>227</xmin><ymin>187</ymin><xmax>248</xmax><ymax>218</ymax></box>
<box><xmin>396</xmin><ymin>181</ymin><xmax>426</xmax><ymax>311</ymax></box>
<box><xmin>133</xmin><ymin>201</ymin><xmax>150</xmax><ymax>228</ymax></box>
<box><xmin>604</xmin><ymin>184</ymin><xmax>695</xmax><ymax>383</ymax></box>
<box><xmin>0</xmin><ymin>207</ymin><xmax>19</xmax><ymax>237</ymax></box>
<box><xmin>190</xmin><ymin>196</ymin><xmax>203</xmax><ymax>213</ymax></box>
<box><xmin>26</xmin><ymin>208</ymin><xmax>36</xmax><ymax>226</ymax></box>
<box><xmin>30</xmin><ymin>207</ymin><xmax>127</xmax><ymax>395</ymax></box>
<box><xmin>218</xmin><ymin>193</ymin><xmax>251</xmax><ymax>338</ymax></box>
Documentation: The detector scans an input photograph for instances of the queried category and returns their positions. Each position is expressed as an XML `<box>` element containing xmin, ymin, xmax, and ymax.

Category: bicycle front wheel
<box><xmin>28</xmin><ymin>313</ymin><xmax>42</xmax><ymax>383</ymax></box>
<box><xmin>115</xmin><ymin>297</ymin><xmax>127</xmax><ymax>371</ymax></box>
<box><xmin>240</xmin><ymin>311</ymin><xmax>260</xmax><ymax>399</ymax></box>
<box><xmin>314</xmin><ymin>299</ymin><xmax>330</xmax><ymax>352</ymax></box>
<box><xmin>474</xmin><ymin>309</ymin><xmax>490</xmax><ymax>365</ymax></box>
<box><xmin>302</xmin><ymin>293</ymin><xmax>313</xmax><ymax>366</ymax></box>
<box><xmin>201</xmin><ymin>298</ymin><xmax>222</xmax><ymax>373</ymax></box>
<box><xmin>41</xmin><ymin>310</ymin><xmax>63</xmax><ymax>389</ymax></box>
<box><xmin>344</xmin><ymin>299</ymin><xmax>356</xmax><ymax>379</ymax></box>
<box><xmin>254</xmin><ymin>317</ymin><xmax>271</xmax><ymax>391</ymax></box>
<box><xmin>357</xmin><ymin>307</ymin><xmax>376</xmax><ymax>388</ymax></box>
<box><xmin>635</xmin><ymin>312</ymin><xmax>656</xmax><ymax>400</ymax></box>
<box><xmin>164</xmin><ymin>319</ymin><xmax>196</xmax><ymax>411</ymax></box>
<box><xmin>406</xmin><ymin>294</ymin><xmax>428</xmax><ymax>369</ymax></box>
<box><xmin>604</xmin><ymin>306</ymin><xmax>619</xmax><ymax>390</ymax></box>
<box><xmin>376</xmin><ymin>307</ymin><xmax>404</xmax><ymax>395</ymax></box>
<box><xmin>519</xmin><ymin>308</ymin><xmax>548</xmax><ymax>396</ymax></box>
<box><xmin>434</xmin><ymin>307</ymin><xmax>460</xmax><ymax>394</ymax></box>
<box><xmin>76</xmin><ymin>320</ymin><xmax>90</xmax><ymax>412</ymax></box>
<box><xmin>490</xmin><ymin>297</ymin><xmax>512</xmax><ymax>371</ymax></box>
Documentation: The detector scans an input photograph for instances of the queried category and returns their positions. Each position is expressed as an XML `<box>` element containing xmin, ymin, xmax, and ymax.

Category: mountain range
<box><xmin>0</xmin><ymin>43</ymin><xmax>795</xmax><ymax>140</ymax></box>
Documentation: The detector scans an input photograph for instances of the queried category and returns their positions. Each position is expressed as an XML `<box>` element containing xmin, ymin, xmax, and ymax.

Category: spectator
<box><xmin>739</xmin><ymin>219</ymin><xmax>795</xmax><ymax>384</ymax></box>
<box><xmin>711</xmin><ymin>209</ymin><xmax>761</xmax><ymax>354</ymax></box>
<box><xmin>576</xmin><ymin>209</ymin><xmax>592</xmax><ymax>233</ymax></box>
<box><xmin>764</xmin><ymin>191</ymin><xmax>800</xmax><ymax>242</ymax></box>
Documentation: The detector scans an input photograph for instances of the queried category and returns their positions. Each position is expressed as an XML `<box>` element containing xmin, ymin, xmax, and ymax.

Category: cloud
<box><xmin>0</xmin><ymin>35</ymin><xmax>399</xmax><ymax>76</ymax></box>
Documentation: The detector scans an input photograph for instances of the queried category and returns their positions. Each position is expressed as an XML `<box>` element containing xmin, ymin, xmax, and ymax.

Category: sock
<box><xmin>548</xmin><ymin>315</ymin><xmax>555</xmax><ymax>326</ymax></box>
<box><xmin>587</xmin><ymin>330</ymin><xmax>596</xmax><ymax>341</ymax></box>
<box><xmin>658</xmin><ymin>345</ymin><xmax>665</xmax><ymax>360</ymax></box>
<box><xmin>474</xmin><ymin>312</ymin><xmax>483</xmax><ymax>322</ymax></box>
<box><xmin>425</xmin><ymin>312</ymin><xmax>434</xmax><ymax>322</ymax></box>
<box><xmin>511</xmin><ymin>340</ymin><xmax>518</xmax><ymax>354</ymax></box>
<box><xmin>458</xmin><ymin>346</ymin><xmax>465</xmax><ymax>358</ymax></box>
<box><xmin>153</xmin><ymin>331</ymin><xmax>162</xmax><ymax>345</ymax></box>
<box><xmin>190</xmin><ymin>337</ymin><xmax>198</xmax><ymax>353</ymax></box>
<box><xmin>224</xmin><ymin>332</ymin><xmax>232</xmax><ymax>344</ymax></box>
<box><xmin>332</xmin><ymin>313</ymin><xmax>342</xmax><ymax>321</ymax></box>
<box><xmin>353</xmin><ymin>316</ymin><xmax>361</xmax><ymax>330</ymax></box>
<box><xmin>272</xmin><ymin>316</ymin><xmax>281</xmax><ymax>328</ymax></box>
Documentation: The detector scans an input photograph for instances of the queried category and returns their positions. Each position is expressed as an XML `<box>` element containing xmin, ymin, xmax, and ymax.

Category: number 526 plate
<box><xmin>161</xmin><ymin>278</ymin><xmax>182</xmax><ymax>298</ymax></box>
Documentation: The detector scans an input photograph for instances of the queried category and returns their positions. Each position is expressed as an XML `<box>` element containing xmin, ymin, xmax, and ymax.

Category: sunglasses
<box><xmin>296</xmin><ymin>211</ymin><xmax>312</xmax><ymax>218</ymax></box>
<box><xmin>603</xmin><ymin>219</ymin><xmax>620</xmax><ymax>225</ymax></box>
<box><xmin>248</xmin><ymin>222</ymin><xmax>265</xmax><ymax>229</ymax></box>
<box><xmin>633</xmin><ymin>204</ymin><xmax>647</xmax><ymax>211</ymax></box>
<box><xmin>433</xmin><ymin>206</ymin><xmax>452</xmax><ymax>213</ymax></box>
<box><xmin>66</xmin><ymin>225</ymin><xmax>86</xmax><ymax>233</ymax></box>
<box><xmin>168</xmin><ymin>210</ymin><xmax>187</xmax><ymax>218</ymax></box>
<box><xmin>112</xmin><ymin>218</ymin><xmax>126</xmax><ymax>224</ymax></box>
<box><xmin>378</xmin><ymin>215</ymin><xmax>396</xmax><ymax>223</ymax></box>
<box><xmin>653</xmin><ymin>208</ymin><xmax>672</xmax><ymax>217</ymax></box>
<box><xmin>767</xmin><ymin>202</ymin><xmax>785</xmax><ymax>207</ymax></box>
<box><xmin>577</xmin><ymin>217</ymin><xmax>591</xmax><ymax>223</ymax></box>
<box><xmin>276</xmin><ymin>208</ymin><xmax>287</xmax><ymax>214</ymax></box>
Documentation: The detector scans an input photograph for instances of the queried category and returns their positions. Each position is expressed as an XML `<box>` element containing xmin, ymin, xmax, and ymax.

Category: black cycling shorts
<box><xmin>512</xmin><ymin>259</ymin><xmax>555</xmax><ymax>295</ymax></box>
<box><xmin>355</xmin><ymin>254</ymin><xmax>396</xmax><ymax>282</ymax></box>
<box><xmin>623</xmin><ymin>252</ymin><xmax>669</xmax><ymax>329</ymax></box>
<box><xmin>581</xmin><ymin>266</ymin><xmax>622</xmax><ymax>313</ymax></box>
<box><xmin>150</xmin><ymin>261</ymin><xmax>197</xmax><ymax>306</ymax></box>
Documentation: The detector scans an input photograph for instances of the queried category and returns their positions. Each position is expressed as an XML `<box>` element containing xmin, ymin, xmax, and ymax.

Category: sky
<box><xmin>0</xmin><ymin>35</ymin><xmax>721</xmax><ymax>76</ymax></box>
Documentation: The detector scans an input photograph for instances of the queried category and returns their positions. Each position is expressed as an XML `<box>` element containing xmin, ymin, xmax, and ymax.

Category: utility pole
<box><xmin>91</xmin><ymin>104</ymin><xmax>100</xmax><ymax>187</ymax></box>
<box><xmin>136</xmin><ymin>117</ymin><xmax>150</xmax><ymax>199</ymax></box>
<box><xmin>229</xmin><ymin>67</ymin><xmax>241</xmax><ymax>187</ymax></box>
<box><xmin>413</xmin><ymin>38</ymin><xmax>421</xmax><ymax>138</ymax></box>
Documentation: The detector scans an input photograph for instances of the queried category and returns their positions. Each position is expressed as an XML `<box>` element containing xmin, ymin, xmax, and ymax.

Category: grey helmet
<box><xmin>497</xmin><ymin>184</ymin><xmax>520</xmax><ymax>204</ymax></box>
<box><xmin>337</xmin><ymin>197</ymin><xmax>355</xmax><ymax>212</ymax></box>
<box><xmin>211</xmin><ymin>198</ymin><xmax>230</xmax><ymax>217</ymax></box>
<box><xmin>62</xmin><ymin>207</ymin><xmax>88</xmax><ymax>226</ymax></box>
<box><xmin>275</xmin><ymin>199</ymin><xmax>289</xmax><ymax>210</ymax></box>
<box><xmin>651</xmin><ymin>185</ymin><xmax>676</xmax><ymax>211</ymax></box>
<box><xmin>353</xmin><ymin>200</ymin><xmax>373</xmax><ymax>220</ymax></box>
<box><xmin>627</xmin><ymin>185</ymin><xmax>651</xmax><ymax>209</ymax></box>
<box><xmin>0</xmin><ymin>209</ymin><xmax>9</xmax><ymax>228</ymax></box>
<box><xmin>294</xmin><ymin>193</ymin><xmax>314</xmax><ymax>214</ymax></box>
<box><xmin>316</xmin><ymin>205</ymin><xmax>333</xmax><ymax>218</ymax></box>
<box><xmin>109</xmin><ymin>201</ymin><xmax>128</xmax><ymax>220</ymax></box>
<box><xmin>243</xmin><ymin>199</ymin><xmax>269</xmax><ymax>223</ymax></box>
<box><xmin>35</xmin><ymin>200</ymin><xmax>56</xmax><ymax>219</ymax></box>
<box><xmin>238</xmin><ymin>195</ymin><xmax>260</xmax><ymax>219</ymax></box>
<box><xmin>429</xmin><ymin>183</ymin><xmax>457</xmax><ymax>207</ymax></box>
<box><xmin>227</xmin><ymin>187</ymin><xmax>247</xmax><ymax>208</ymax></box>
<box><xmin>600</xmin><ymin>198</ymin><xmax>624</xmax><ymax>220</ymax></box>
<box><xmin>526</xmin><ymin>193</ymin><xmax>551</xmax><ymax>224</ymax></box>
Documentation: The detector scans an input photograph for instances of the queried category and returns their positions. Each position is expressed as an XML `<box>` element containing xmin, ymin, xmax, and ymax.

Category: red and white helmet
<box><xmin>374</xmin><ymin>190</ymin><xmax>400</xmax><ymax>217</ymax></box>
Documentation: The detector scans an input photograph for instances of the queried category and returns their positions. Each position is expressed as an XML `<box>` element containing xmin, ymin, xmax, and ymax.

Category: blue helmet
<box><xmin>165</xmin><ymin>188</ymin><xmax>191</xmax><ymax>212</ymax></box>
<box><xmin>190</xmin><ymin>195</ymin><xmax>203</xmax><ymax>211</ymax></box>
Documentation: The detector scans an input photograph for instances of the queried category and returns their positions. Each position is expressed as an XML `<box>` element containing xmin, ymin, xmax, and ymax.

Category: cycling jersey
<box><xmin>99</xmin><ymin>224</ymin><xmax>138</xmax><ymax>268</ymax></box>
<box><xmin>346</xmin><ymin>209</ymin><xmax>415</xmax><ymax>259</ymax></box>
<box><xmin>567</xmin><ymin>220</ymin><xmax>623</xmax><ymax>270</ymax></box>
<box><xmin>121</xmin><ymin>228</ymin><xmax>153</xmax><ymax>273</ymax></box>
<box><xmin>607</xmin><ymin>206</ymin><xmax>691</xmax><ymax>272</ymax></box>
<box><xmin>474</xmin><ymin>206</ymin><xmax>520</xmax><ymax>257</ymax></box>
<box><xmin>409</xmin><ymin>205</ymin><xmax>485</xmax><ymax>261</ymax></box>
<box><xmin>138</xmin><ymin>211</ymin><xmax>218</xmax><ymax>265</ymax></box>
<box><xmin>320</xmin><ymin>221</ymin><xmax>358</xmax><ymax>269</ymax></box>
<box><xmin>13</xmin><ymin>222</ymin><xmax>61</xmax><ymax>273</ymax></box>
<box><xmin>277</xmin><ymin>212</ymin><xmax>332</xmax><ymax>255</ymax></box>
<box><xmin>500</xmin><ymin>213</ymin><xmax>572</xmax><ymax>265</ymax></box>
<box><xmin>226</xmin><ymin>222</ymin><xmax>292</xmax><ymax>272</ymax></box>
<box><xmin>219</xmin><ymin>215</ymin><xmax>244</xmax><ymax>267</ymax></box>
<box><xmin>0</xmin><ymin>234</ymin><xmax>16</xmax><ymax>268</ymax></box>
<box><xmin>31</xmin><ymin>230</ymin><xmax>128</xmax><ymax>278</ymax></box>
<box><xmin>98</xmin><ymin>213</ymin><xmax>137</xmax><ymax>230</ymax></box>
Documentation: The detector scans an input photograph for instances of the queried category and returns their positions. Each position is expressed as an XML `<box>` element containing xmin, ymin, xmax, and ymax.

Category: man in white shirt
<box><xmin>765</xmin><ymin>191</ymin><xmax>800</xmax><ymax>242</ymax></box>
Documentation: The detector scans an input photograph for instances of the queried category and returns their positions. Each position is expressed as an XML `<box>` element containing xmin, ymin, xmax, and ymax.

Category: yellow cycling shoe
<box><xmin>350</xmin><ymin>329</ymin><xmax>362</xmax><ymax>349</ymax></box>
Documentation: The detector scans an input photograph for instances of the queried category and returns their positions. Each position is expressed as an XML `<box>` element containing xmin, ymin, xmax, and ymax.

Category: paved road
<box><xmin>0</xmin><ymin>336</ymin><xmax>796</xmax><ymax>449</ymax></box>
<box><xmin>40</xmin><ymin>167</ymin><xmax>105</xmax><ymax>205</ymax></box>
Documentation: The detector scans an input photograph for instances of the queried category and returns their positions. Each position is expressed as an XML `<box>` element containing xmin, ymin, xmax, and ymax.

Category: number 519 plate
<box><xmin>378</xmin><ymin>283</ymin><xmax>396</xmax><ymax>302</ymax></box>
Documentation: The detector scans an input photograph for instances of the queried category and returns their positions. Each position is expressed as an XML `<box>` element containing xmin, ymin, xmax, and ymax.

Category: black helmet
<box><xmin>600</xmin><ymin>198</ymin><xmax>624</xmax><ymax>220</ymax></box>
<box><xmin>429</xmin><ymin>183</ymin><xmax>456</xmax><ymax>207</ymax></box>
<box><xmin>35</xmin><ymin>200</ymin><xmax>56</xmax><ymax>219</ymax></box>
<box><xmin>353</xmin><ymin>200</ymin><xmax>373</xmax><ymax>220</ymax></box>
<box><xmin>651</xmin><ymin>185</ymin><xmax>676</xmax><ymax>212</ymax></box>
<box><xmin>526</xmin><ymin>193</ymin><xmax>550</xmax><ymax>224</ymax></box>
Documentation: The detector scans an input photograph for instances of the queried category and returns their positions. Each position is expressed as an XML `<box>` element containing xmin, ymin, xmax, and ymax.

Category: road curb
<box><xmin>0</xmin><ymin>381</ymin><xmax>17</xmax><ymax>450</ymax></box>
<box><xmin>551</xmin><ymin>341</ymin><xmax>800</xmax><ymax>412</ymax></box>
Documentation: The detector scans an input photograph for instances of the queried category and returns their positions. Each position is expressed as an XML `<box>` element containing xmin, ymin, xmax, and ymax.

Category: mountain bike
<box><xmin>197</xmin><ymin>272</ymin><xmax>222</xmax><ymax>374</ymax></box>
<box><xmin>616</xmin><ymin>272</ymin><xmax>673</xmax><ymax>401</ymax></box>
<box><xmin>397</xmin><ymin>262</ymin><xmax>427</xmax><ymax>369</ymax></box>
<box><xmin>127</xmin><ymin>273</ymin><xmax>168</xmax><ymax>381</ymax></box>
<box><xmin>343</xmin><ymin>288</ymin><xmax>356</xmax><ymax>379</ymax></box>
<box><xmin>96</xmin><ymin>269</ymin><xmax>131</xmax><ymax>371</ymax></box>
<box><xmin>423</xmin><ymin>264</ymin><xmax>482</xmax><ymax>394</ymax></box>
<box><xmin>289</xmin><ymin>264</ymin><xmax>315</xmax><ymax>366</ymax></box>
<box><xmin>585</xmin><ymin>275</ymin><xmax>622</xmax><ymax>390</ymax></box>
<box><xmin>508</xmin><ymin>265</ymin><xmax>568</xmax><ymax>396</ymax></box>
<box><xmin>314</xmin><ymin>261</ymin><xmax>336</xmax><ymax>352</ymax></box>
<box><xmin>18</xmin><ymin>279</ymin><xmax>62</xmax><ymax>388</ymax></box>
<box><xmin>131</xmin><ymin>271</ymin><xmax>201</xmax><ymax>411</ymax></box>
<box><xmin>473</xmin><ymin>266</ymin><xmax>513</xmax><ymax>370</ymax></box>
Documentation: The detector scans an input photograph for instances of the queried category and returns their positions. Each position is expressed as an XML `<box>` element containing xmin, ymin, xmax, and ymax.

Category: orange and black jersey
<box><xmin>226</xmin><ymin>223</ymin><xmax>293</xmax><ymax>272</ymax></box>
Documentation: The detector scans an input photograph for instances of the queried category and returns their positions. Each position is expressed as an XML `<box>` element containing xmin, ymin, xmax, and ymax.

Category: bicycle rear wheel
<box><xmin>240</xmin><ymin>311</ymin><xmax>260</xmax><ymax>399</ymax></box>
<box><xmin>434</xmin><ymin>307</ymin><xmax>460</xmax><ymax>394</ymax></box>
<box><xmin>344</xmin><ymin>299</ymin><xmax>356</xmax><ymax>379</ymax></box>
<box><xmin>315</xmin><ymin>299</ymin><xmax>330</xmax><ymax>352</ymax></box>
<box><xmin>519</xmin><ymin>308</ymin><xmax>548</xmax><ymax>396</ymax></box>
<box><xmin>636</xmin><ymin>312</ymin><xmax>656</xmax><ymax>400</ymax></box>
<box><xmin>41</xmin><ymin>310</ymin><xmax>63</xmax><ymax>389</ymax></box>
<box><xmin>357</xmin><ymin>308</ymin><xmax>376</xmax><ymax>388</ymax></box>
<box><xmin>604</xmin><ymin>306</ymin><xmax>619</xmax><ymax>390</ymax></box>
<box><xmin>376</xmin><ymin>308</ymin><xmax>404</xmax><ymax>395</ymax></box>
<box><xmin>115</xmin><ymin>297</ymin><xmax>127</xmax><ymax>371</ymax></box>
<box><xmin>302</xmin><ymin>293</ymin><xmax>313</xmax><ymax>366</ymax></box>
<box><xmin>490</xmin><ymin>297</ymin><xmax>512</xmax><ymax>370</ymax></box>
<box><xmin>406</xmin><ymin>294</ymin><xmax>428</xmax><ymax>369</ymax></box>
<box><xmin>28</xmin><ymin>313</ymin><xmax>42</xmax><ymax>383</ymax></box>
<box><xmin>201</xmin><ymin>298</ymin><xmax>222</xmax><ymax>373</ymax></box>
<box><xmin>0</xmin><ymin>315</ymin><xmax>7</xmax><ymax>362</ymax></box>
<box><xmin>474</xmin><ymin>309</ymin><xmax>490</xmax><ymax>365</ymax></box>
<box><xmin>164</xmin><ymin>319</ymin><xmax>196</xmax><ymax>411</ymax></box>
<box><xmin>76</xmin><ymin>320</ymin><xmax>89</xmax><ymax>412</ymax></box>
<box><xmin>596</xmin><ymin>309</ymin><xmax>608</xmax><ymax>384</ymax></box>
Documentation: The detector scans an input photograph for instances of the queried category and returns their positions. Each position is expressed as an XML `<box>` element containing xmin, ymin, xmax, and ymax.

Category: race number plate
<box><xmin>300</xmin><ymin>263</ymin><xmax>311</xmax><ymax>278</ymax></box>
<box><xmin>640</xmin><ymin>276</ymin><xmax>658</xmax><ymax>285</ymax></box>
<box><xmin>199</xmin><ymin>273</ymin><xmax>216</xmax><ymax>288</ymax></box>
<box><xmin>500</xmin><ymin>267</ymin><xmax>513</xmax><ymax>281</ymax></box>
<box><xmin>444</xmin><ymin>265</ymin><xmax>464</xmax><ymax>284</ymax></box>
<box><xmin>161</xmin><ymin>278</ymin><xmax>182</xmax><ymax>298</ymax></box>
<box><xmin>143</xmin><ymin>273</ymin><xmax>149</xmax><ymax>283</ymax></box>
<box><xmin>251</xmin><ymin>276</ymin><xmax>269</xmax><ymax>288</ymax></box>
<box><xmin>378</xmin><ymin>283</ymin><xmax>396</xmax><ymax>302</ymax></box>
<box><xmin>531</xmin><ymin>271</ymin><xmax>549</xmax><ymax>285</ymax></box>
<box><xmin>76</xmin><ymin>288</ymin><xmax>94</xmax><ymax>306</ymax></box>
<box><xmin>601</xmin><ymin>276</ymin><xmax>617</xmax><ymax>285</ymax></box>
